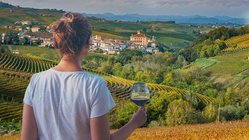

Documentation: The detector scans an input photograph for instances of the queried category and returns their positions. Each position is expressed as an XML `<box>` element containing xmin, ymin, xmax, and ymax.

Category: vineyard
<box><xmin>127</xmin><ymin>121</ymin><xmax>249</xmax><ymax>140</ymax></box>
<box><xmin>2</xmin><ymin>121</ymin><xmax>249</xmax><ymax>140</ymax></box>
<box><xmin>0</xmin><ymin>51</ymin><xmax>214</xmax><ymax>135</ymax></box>
<box><xmin>223</xmin><ymin>33</ymin><xmax>249</xmax><ymax>53</ymax></box>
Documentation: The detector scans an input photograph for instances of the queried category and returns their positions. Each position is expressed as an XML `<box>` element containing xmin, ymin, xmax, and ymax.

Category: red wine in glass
<box><xmin>131</xmin><ymin>98</ymin><xmax>150</xmax><ymax>106</ymax></box>
<box><xmin>131</xmin><ymin>82</ymin><xmax>150</xmax><ymax>106</ymax></box>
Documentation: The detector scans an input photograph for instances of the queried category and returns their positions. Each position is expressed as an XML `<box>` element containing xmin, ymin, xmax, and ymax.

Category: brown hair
<box><xmin>52</xmin><ymin>12</ymin><xmax>92</xmax><ymax>57</ymax></box>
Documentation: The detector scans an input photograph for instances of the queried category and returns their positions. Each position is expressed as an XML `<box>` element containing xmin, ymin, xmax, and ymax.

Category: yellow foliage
<box><xmin>2</xmin><ymin>121</ymin><xmax>249</xmax><ymax>140</ymax></box>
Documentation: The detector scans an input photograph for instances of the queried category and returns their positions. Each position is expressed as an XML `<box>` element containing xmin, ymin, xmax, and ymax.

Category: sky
<box><xmin>3</xmin><ymin>0</ymin><xmax>249</xmax><ymax>18</ymax></box>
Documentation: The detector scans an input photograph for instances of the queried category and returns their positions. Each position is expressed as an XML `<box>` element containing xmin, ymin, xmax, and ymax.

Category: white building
<box><xmin>31</xmin><ymin>26</ymin><xmax>40</xmax><ymax>32</ymax></box>
<box><xmin>12</xmin><ymin>49</ymin><xmax>20</xmax><ymax>54</ymax></box>
<box><xmin>40</xmin><ymin>38</ymin><xmax>53</xmax><ymax>47</ymax></box>
<box><xmin>21</xmin><ymin>21</ymin><xmax>32</xmax><ymax>25</ymax></box>
<box><xmin>148</xmin><ymin>36</ymin><xmax>156</xmax><ymax>48</ymax></box>
<box><xmin>1</xmin><ymin>33</ymin><xmax>5</xmax><ymax>43</ymax></box>
<box><xmin>92</xmin><ymin>35</ymin><xmax>102</xmax><ymax>48</ymax></box>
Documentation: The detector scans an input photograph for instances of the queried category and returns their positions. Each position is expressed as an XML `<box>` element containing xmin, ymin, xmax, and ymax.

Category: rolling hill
<box><xmin>0</xmin><ymin>2</ymin><xmax>203</xmax><ymax>50</ymax></box>
<box><xmin>0</xmin><ymin>49</ymin><xmax>214</xmax><ymax>136</ymax></box>
<box><xmin>191</xmin><ymin>33</ymin><xmax>249</xmax><ymax>91</ymax></box>
<box><xmin>86</xmin><ymin>13</ymin><xmax>247</xmax><ymax>25</ymax></box>
<box><xmin>0</xmin><ymin>2</ymin><xmax>63</xmax><ymax>25</ymax></box>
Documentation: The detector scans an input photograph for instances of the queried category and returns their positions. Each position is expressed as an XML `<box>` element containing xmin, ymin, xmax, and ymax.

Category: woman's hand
<box><xmin>130</xmin><ymin>106</ymin><xmax>147</xmax><ymax>128</ymax></box>
<box><xmin>91</xmin><ymin>107</ymin><xmax>147</xmax><ymax>140</ymax></box>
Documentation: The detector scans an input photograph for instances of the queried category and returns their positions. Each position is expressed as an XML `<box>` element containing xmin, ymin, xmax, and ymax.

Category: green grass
<box><xmin>0</xmin><ymin>6</ymin><xmax>63</xmax><ymax>25</ymax></box>
<box><xmin>158</xmin><ymin>37</ymin><xmax>191</xmax><ymax>49</ymax></box>
<box><xmin>194</xmin><ymin>58</ymin><xmax>217</xmax><ymax>69</ymax></box>
<box><xmin>93</xmin><ymin>31</ymin><xmax>124</xmax><ymax>40</ymax></box>
<box><xmin>90</xmin><ymin>20</ymin><xmax>197</xmax><ymax>40</ymax></box>
<box><xmin>205</xmin><ymin>49</ymin><xmax>249</xmax><ymax>77</ymax></box>
<box><xmin>11</xmin><ymin>45</ymin><xmax>60</xmax><ymax>61</ymax></box>
<box><xmin>188</xmin><ymin>49</ymin><xmax>249</xmax><ymax>90</ymax></box>
<box><xmin>9</xmin><ymin>45</ymin><xmax>109</xmax><ymax>65</ymax></box>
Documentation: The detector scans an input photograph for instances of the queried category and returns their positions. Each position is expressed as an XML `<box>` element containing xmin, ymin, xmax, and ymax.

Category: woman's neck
<box><xmin>53</xmin><ymin>55</ymin><xmax>83</xmax><ymax>72</ymax></box>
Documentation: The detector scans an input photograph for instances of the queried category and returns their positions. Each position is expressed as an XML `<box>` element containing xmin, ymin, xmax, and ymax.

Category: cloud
<box><xmin>142</xmin><ymin>0</ymin><xmax>249</xmax><ymax>7</ymax></box>
<box><xmin>3</xmin><ymin>0</ymin><xmax>249</xmax><ymax>18</ymax></box>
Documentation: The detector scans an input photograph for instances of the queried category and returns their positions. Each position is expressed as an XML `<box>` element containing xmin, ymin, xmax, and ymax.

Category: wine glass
<box><xmin>130</xmin><ymin>82</ymin><xmax>150</xmax><ymax>106</ymax></box>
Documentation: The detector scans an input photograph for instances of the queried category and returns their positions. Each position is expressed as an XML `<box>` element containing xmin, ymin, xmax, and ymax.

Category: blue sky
<box><xmin>3</xmin><ymin>0</ymin><xmax>249</xmax><ymax>18</ymax></box>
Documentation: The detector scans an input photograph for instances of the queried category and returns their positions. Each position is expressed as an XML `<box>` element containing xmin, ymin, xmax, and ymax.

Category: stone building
<box><xmin>130</xmin><ymin>31</ymin><xmax>148</xmax><ymax>47</ymax></box>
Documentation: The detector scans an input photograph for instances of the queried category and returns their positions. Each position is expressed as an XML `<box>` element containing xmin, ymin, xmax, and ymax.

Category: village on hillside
<box><xmin>1</xmin><ymin>20</ymin><xmax>159</xmax><ymax>55</ymax></box>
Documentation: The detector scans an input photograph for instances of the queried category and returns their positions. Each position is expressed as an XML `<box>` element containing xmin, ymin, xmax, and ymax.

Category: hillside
<box><xmin>223</xmin><ymin>33</ymin><xmax>249</xmax><ymax>52</ymax></box>
<box><xmin>0</xmin><ymin>2</ymin><xmax>63</xmax><ymax>25</ymax></box>
<box><xmin>191</xmin><ymin>32</ymin><xmax>249</xmax><ymax>77</ymax></box>
<box><xmin>0</xmin><ymin>2</ymin><xmax>202</xmax><ymax>50</ymax></box>
<box><xmin>191</xmin><ymin>38</ymin><xmax>249</xmax><ymax>91</ymax></box>
<box><xmin>0</xmin><ymin>46</ymin><xmax>216</xmax><ymax>136</ymax></box>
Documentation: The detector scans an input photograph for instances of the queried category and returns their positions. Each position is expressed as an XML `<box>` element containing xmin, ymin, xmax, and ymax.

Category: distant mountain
<box><xmin>85</xmin><ymin>13</ymin><xmax>248</xmax><ymax>26</ymax></box>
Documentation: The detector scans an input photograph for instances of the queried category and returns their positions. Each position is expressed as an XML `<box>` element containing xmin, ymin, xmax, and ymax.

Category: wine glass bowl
<box><xmin>130</xmin><ymin>82</ymin><xmax>150</xmax><ymax>106</ymax></box>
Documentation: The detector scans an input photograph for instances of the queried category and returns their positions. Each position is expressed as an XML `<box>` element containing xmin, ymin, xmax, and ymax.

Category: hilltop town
<box><xmin>1</xmin><ymin>19</ymin><xmax>159</xmax><ymax>55</ymax></box>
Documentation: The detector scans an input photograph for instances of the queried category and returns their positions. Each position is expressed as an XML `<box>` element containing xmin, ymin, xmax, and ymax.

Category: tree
<box><xmin>147</xmin><ymin>91</ymin><xmax>176</xmax><ymax>122</ymax></box>
<box><xmin>39</xmin><ymin>26</ymin><xmax>47</xmax><ymax>32</ymax></box>
<box><xmin>202</xmin><ymin>104</ymin><xmax>217</xmax><ymax>122</ymax></box>
<box><xmin>135</xmin><ymin>71</ymin><xmax>147</xmax><ymax>82</ymax></box>
<box><xmin>3</xmin><ymin>31</ymin><xmax>19</xmax><ymax>44</ymax></box>
<box><xmin>111</xmin><ymin>102</ymin><xmax>138</xmax><ymax>128</ymax></box>
<box><xmin>179</xmin><ymin>47</ymin><xmax>198</xmax><ymax>62</ymax></box>
<box><xmin>220</xmin><ymin>105</ymin><xmax>238</xmax><ymax>121</ymax></box>
<box><xmin>98</xmin><ymin>61</ymin><xmax>112</xmax><ymax>74</ymax></box>
<box><xmin>19</xmin><ymin>37</ymin><xmax>29</xmax><ymax>45</ymax></box>
<box><xmin>120</xmin><ymin>64</ymin><xmax>135</xmax><ymax>79</ymax></box>
<box><xmin>165</xmin><ymin>99</ymin><xmax>195</xmax><ymax>126</ymax></box>
<box><xmin>117</xmin><ymin>49</ymin><xmax>143</xmax><ymax>65</ymax></box>
<box><xmin>153</xmin><ymin>70</ymin><xmax>164</xmax><ymax>84</ymax></box>
<box><xmin>112</xmin><ymin>63</ymin><xmax>122</xmax><ymax>76</ymax></box>
<box><xmin>162</xmin><ymin>72</ymin><xmax>174</xmax><ymax>85</ymax></box>
<box><xmin>142</xmin><ymin>28</ymin><xmax>147</xmax><ymax>34</ymax></box>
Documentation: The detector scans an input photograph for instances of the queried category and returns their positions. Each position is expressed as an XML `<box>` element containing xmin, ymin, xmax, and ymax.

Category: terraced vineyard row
<box><xmin>223</xmin><ymin>34</ymin><xmax>249</xmax><ymax>53</ymax></box>
<box><xmin>0</xmin><ymin>52</ymin><xmax>198</xmax><ymax>99</ymax></box>
<box><xmin>0</xmin><ymin>70</ymin><xmax>29</xmax><ymax>122</ymax></box>
<box><xmin>225</xmin><ymin>34</ymin><xmax>249</xmax><ymax>45</ymax></box>
<box><xmin>0</xmin><ymin>103</ymin><xmax>23</xmax><ymax>121</ymax></box>
<box><xmin>0</xmin><ymin>53</ymin><xmax>57</xmax><ymax>73</ymax></box>
<box><xmin>0</xmin><ymin>69</ymin><xmax>32</xmax><ymax>103</ymax></box>
<box><xmin>103</xmin><ymin>75</ymin><xmax>213</xmax><ymax>104</ymax></box>
<box><xmin>0</xmin><ymin>75</ymin><xmax>28</xmax><ymax>102</ymax></box>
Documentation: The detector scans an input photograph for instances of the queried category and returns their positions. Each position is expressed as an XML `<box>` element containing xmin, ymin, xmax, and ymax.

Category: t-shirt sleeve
<box><xmin>23</xmin><ymin>74</ymin><xmax>36</xmax><ymax>107</ymax></box>
<box><xmin>90</xmin><ymin>79</ymin><xmax>116</xmax><ymax>118</ymax></box>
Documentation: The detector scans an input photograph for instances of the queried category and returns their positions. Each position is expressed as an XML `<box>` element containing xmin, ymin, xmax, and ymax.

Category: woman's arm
<box><xmin>21</xmin><ymin>104</ymin><xmax>38</xmax><ymax>140</ymax></box>
<box><xmin>90</xmin><ymin>106</ymin><xmax>147</xmax><ymax>140</ymax></box>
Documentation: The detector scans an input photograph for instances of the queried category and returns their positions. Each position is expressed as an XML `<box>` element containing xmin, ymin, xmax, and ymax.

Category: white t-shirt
<box><xmin>23</xmin><ymin>68</ymin><xmax>116</xmax><ymax>140</ymax></box>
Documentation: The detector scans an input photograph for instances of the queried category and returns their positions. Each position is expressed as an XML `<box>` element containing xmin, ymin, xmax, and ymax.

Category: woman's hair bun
<box><xmin>51</xmin><ymin>12</ymin><xmax>92</xmax><ymax>57</ymax></box>
<box><xmin>61</xmin><ymin>12</ymin><xmax>75</xmax><ymax>23</ymax></box>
